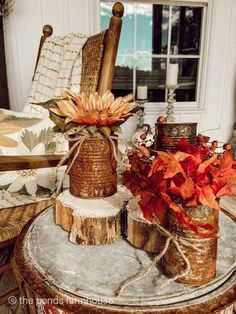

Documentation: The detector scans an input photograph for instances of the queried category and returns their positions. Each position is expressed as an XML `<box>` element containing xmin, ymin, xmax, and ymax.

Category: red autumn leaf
<box><xmin>174</xmin><ymin>151</ymin><xmax>191</xmax><ymax>162</ymax></box>
<box><xmin>172</xmin><ymin>172</ymin><xmax>186</xmax><ymax>186</ymax></box>
<box><xmin>161</xmin><ymin>192</ymin><xmax>217</xmax><ymax>238</ymax></box>
<box><xmin>149</xmin><ymin>151</ymin><xmax>185</xmax><ymax>180</ymax></box>
<box><xmin>215</xmin><ymin>183</ymin><xmax>234</xmax><ymax>198</ymax></box>
<box><xmin>211</xmin><ymin>177</ymin><xmax>236</xmax><ymax>198</ymax></box>
<box><xmin>139</xmin><ymin>195</ymin><xmax>168</xmax><ymax>224</ymax></box>
<box><xmin>129</xmin><ymin>153</ymin><xmax>150</xmax><ymax>175</ymax></box>
<box><xmin>185</xmin><ymin>196</ymin><xmax>198</xmax><ymax>207</ymax></box>
<box><xmin>218</xmin><ymin>150</ymin><xmax>236</xmax><ymax>177</ymax></box>
<box><xmin>195</xmin><ymin>185</ymin><xmax>220</xmax><ymax>211</ymax></box>
<box><xmin>175</xmin><ymin>139</ymin><xmax>200</xmax><ymax>154</ymax></box>
<box><xmin>219</xmin><ymin>150</ymin><xmax>233</xmax><ymax>170</ymax></box>
<box><xmin>123</xmin><ymin>142</ymin><xmax>235</xmax><ymax>238</ymax></box>
<box><xmin>123</xmin><ymin>170</ymin><xmax>155</xmax><ymax>198</ymax></box>
<box><xmin>197</xmin><ymin>153</ymin><xmax>218</xmax><ymax>175</ymax></box>
<box><xmin>169</xmin><ymin>176</ymin><xmax>195</xmax><ymax>200</ymax></box>
<box><xmin>175</xmin><ymin>139</ymin><xmax>211</xmax><ymax>166</ymax></box>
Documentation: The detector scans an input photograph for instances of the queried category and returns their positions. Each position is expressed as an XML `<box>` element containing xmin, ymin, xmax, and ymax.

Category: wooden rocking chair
<box><xmin>0</xmin><ymin>1</ymin><xmax>124</xmax><ymax>172</ymax></box>
<box><xmin>0</xmin><ymin>1</ymin><xmax>124</xmax><ymax>306</ymax></box>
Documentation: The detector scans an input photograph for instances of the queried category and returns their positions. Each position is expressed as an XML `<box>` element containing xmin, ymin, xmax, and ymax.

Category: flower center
<box><xmin>17</xmin><ymin>169</ymin><xmax>37</xmax><ymax>178</ymax></box>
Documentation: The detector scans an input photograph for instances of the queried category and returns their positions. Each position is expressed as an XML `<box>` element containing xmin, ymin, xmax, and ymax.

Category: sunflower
<box><xmin>48</xmin><ymin>90</ymin><xmax>138</xmax><ymax>127</ymax></box>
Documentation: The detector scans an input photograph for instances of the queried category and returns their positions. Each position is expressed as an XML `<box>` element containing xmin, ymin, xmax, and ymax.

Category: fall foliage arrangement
<box><xmin>123</xmin><ymin>139</ymin><xmax>236</xmax><ymax>238</ymax></box>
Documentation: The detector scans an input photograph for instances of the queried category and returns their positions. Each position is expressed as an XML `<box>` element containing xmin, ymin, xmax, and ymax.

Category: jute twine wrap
<box><xmin>163</xmin><ymin>206</ymin><xmax>219</xmax><ymax>285</ymax></box>
<box><xmin>68</xmin><ymin>136</ymin><xmax>117</xmax><ymax>197</ymax></box>
<box><xmin>55</xmin><ymin>129</ymin><xmax>124</xmax><ymax>197</ymax></box>
<box><xmin>115</xmin><ymin>213</ymin><xmax>215</xmax><ymax>297</ymax></box>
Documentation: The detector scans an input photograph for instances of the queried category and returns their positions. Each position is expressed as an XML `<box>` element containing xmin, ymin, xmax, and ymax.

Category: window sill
<box><xmin>143</xmin><ymin>102</ymin><xmax>205</xmax><ymax>115</ymax></box>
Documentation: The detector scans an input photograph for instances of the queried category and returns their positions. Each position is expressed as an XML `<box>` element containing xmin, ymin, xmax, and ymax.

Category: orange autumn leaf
<box><xmin>174</xmin><ymin>151</ymin><xmax>191</xmax><ymax>162</ymax></box>
<box><xmin>137</xmin><ymin>145</ymin><xmax>150</xmax><ymax>157</ymax></box>
<box><xmin>218</xmin><ymin>150</ymin><xmax>236</xmax><ymax>177</ymax></box>
<box><xmin>149</xmin><ymin>151</ymin><xmax>185</xmax><ymax>179</ymax></box>
<box><xmin>169</xmin><ymin>176</ymin><xmax>195</xmax><ymax>200</ymax></box>
<box><xmin>161</xmin><ymin>192</ymin><xmax>216</xmax><ymax>238</ymax></box>
<box><xmin>197</xmin><ymin>153</ymin><xmax>218</xmax><ymax>174</ymax></box>
<box><xmin>195</xmin><ymin>185</ymin><xmax>220</xmax><ymax>211</ymax></box>
<box><xmin>139</xmin><ymin>195</ymin><xmax>168</xmax><ymax>224</ymax></box>
<box><xmin>185</xmin><ymin>196</ymin><xmax>198</xmax><ymax>207</ymax></box>
<box><xmin>123</xmin><ymin>139</ymin><xmax>236</xmax><ymax>238</ymax></box>
<box><xmin>211</xmin><ymin>177</ymin><xmax>236</xmax><ymax>198</ymax></box>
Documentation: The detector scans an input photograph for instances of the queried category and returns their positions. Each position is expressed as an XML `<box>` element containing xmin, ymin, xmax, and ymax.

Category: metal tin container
<box><xmin>162</xmin><ymin>205</ymin><xmax>219</xmax><ymax>285</ymax></box>
<box><xmin>68</xmin><ymin>136</ymin><xmax>117</xmax><ymax>198</ymax></box>
<box><xmin>154</xmin><ymin>122</ymin><xmax>197</xmax><ymax>150</ymax></box>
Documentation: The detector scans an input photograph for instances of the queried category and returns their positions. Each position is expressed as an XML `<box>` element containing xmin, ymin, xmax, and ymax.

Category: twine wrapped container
<box><xmin>162</xmin><ymin>205</ymin><xmax>219</xmax><ymax>285</ymax></box>
<box><xmin>154</xmin><ymin>122</ymin><xmax>197</xmax><ymax>150</ymax></box>
<box><xmin>68</xmin><ymin>136</ymin><xmax>117</xmax><ymax>198</ymax></box>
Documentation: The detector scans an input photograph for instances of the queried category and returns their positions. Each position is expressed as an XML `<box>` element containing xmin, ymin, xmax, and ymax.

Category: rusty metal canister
<box><xmin>68</xmin><ymin>136</ymin><xmax>117</xmax><ymax>198</ymax></box>
<box><xmin>162</xmin><ymin>205</ymin><xmax>219</xmax><ymax>285</ymax></box>
<box><xmin>154</xmin><ymin>122</ymin><xmax>197</xmax><ymax>150</ymax></box>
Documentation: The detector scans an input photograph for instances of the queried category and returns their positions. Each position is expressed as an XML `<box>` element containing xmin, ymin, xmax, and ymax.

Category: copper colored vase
<box><xmin>154</xmin><ymin>122</ymin><xmax>197</xmax><ymax>150</ymax></box>
<box><xmin>162</xmin><ymin>205</ymin><xmax>219</xmax><ymax>285</ymax></box>
<box><xmin>68</xmin><ymin>137</ymin><xmax>117</xmax><ymax>198</ymax></box>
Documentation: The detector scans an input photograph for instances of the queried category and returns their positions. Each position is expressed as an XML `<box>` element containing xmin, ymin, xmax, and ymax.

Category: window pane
<box><xmin>101</xmin><ymin>1</ymin><xmax>204</xmax><ymax>104</ymax></box>
<box><xmin>172</xmin><ymin>58</ymin><xmax>199</xmax><ymax>101</ymax></box>
<box><xmin>111</xmin><ymin>56</ymin><xmax>134</xmax><ymax>97</ymax></box>
<box><xmin>136</xmin><ymin>4</ymin><xmax>169</xmax><ymax>55</ymax></box>
<box><xmin>136</xmin><ymin>58</ymin><xmax>166</xmax><ymax>102</ymax></box>
<box><xmin>101</xmin><ymin>1</ymin><xmax>134</xmax><ymax>54</ymax></box>
<box><xmin>171</xmin><ymin>6</ymin><xmax>203</xmax><ymax>55</ymax></box>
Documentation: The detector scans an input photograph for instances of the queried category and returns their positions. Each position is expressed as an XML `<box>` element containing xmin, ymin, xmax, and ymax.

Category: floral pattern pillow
<box><xmin>0</xmin><ymin>108</ymin><xmax>68</xmax><ymax>209</ymax></box>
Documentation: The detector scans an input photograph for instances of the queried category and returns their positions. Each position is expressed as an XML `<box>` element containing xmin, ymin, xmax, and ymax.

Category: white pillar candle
<box><xmin>137</xmin><ymin>86</ymin><xmax>148</xmax><ymax>100</ymax></box>
<box><xmin>166</xmin><ymin>63</ymin><xmax>179</xmax><ymax>87</ymax></box>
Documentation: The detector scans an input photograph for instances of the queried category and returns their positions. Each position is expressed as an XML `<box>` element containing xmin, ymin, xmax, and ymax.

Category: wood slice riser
<box><xmin>126</xmin><ymin>210</ymin><xmax>164</xmax><ymax>253</ymax></box>
<box><xmin>55</xmin><ymin>199</ymin><xmax>121</xmax><ymax>245</ymax></box>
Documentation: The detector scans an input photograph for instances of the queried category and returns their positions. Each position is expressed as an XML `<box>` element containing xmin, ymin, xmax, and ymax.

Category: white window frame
<box><xmin>100</xmin><ymin>0</ymin><xmax>213</xmax><ymax>115</ymax></box>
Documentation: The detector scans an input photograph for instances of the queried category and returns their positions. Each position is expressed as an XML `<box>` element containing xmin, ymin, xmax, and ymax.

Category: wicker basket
<box><xmin>162</xmin><ymin>205</ymin><xmax>219</xmax><ymax>285</ymax></box>
<box><xmin>68</xmin><ymin>136</ymin><xmax>117</xmax><ymax>198</ymax></box>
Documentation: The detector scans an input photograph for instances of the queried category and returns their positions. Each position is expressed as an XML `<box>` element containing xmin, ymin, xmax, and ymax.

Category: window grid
<box><xmin>101</xmin><ymin>1</ymin><xmax>208</xmax><ymax>106</ymax></box>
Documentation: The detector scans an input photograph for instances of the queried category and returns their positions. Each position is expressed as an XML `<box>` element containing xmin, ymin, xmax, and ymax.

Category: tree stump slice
<box><xmin>55</xmin><ymin>188</ymin><xmax>130</xmax><ymax>245</ymax></box>
<box><xmin>126</xmin><ymin>198</ymin><xmax>164</xmax><ymax>253</ymax></box>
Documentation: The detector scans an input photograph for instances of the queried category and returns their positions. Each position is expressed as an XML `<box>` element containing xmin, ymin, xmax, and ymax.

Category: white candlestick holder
<box><xmin>135</xmin><ymin>99</ymin><xmax>147</xmax><ymax>128</ymax></box>
<box><xmin>165</xmin><ymin>85</ymin><xmax>179</xmax><ymax>123</ymax></box>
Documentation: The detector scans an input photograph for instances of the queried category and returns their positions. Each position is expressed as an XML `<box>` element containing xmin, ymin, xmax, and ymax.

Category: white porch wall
<box><xmin>3</xmin><ymin>0</ymin><xmax>100</xmax><ymax>112</ymax></box>
<box><xmin>3</xmin><ymin>0</ymin><xmax>236</xmax><ymax>142</ymax></box>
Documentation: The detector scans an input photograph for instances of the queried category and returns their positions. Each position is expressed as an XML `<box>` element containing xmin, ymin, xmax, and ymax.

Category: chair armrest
<box><xmin>0</xmin><ymin>155</ymin><xmax>65</xmax><ymax>171</ymax></box>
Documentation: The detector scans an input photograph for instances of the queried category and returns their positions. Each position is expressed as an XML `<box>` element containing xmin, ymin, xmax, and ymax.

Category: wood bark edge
<box><xmin>125</xmin><ymin>210</ymin><xmax>164</xmax><ymax>253</ymax></box>
<box><xmin>55</xmin><ymin>199</ymin><xmax>121</xmax><ymax>245</ymax></box>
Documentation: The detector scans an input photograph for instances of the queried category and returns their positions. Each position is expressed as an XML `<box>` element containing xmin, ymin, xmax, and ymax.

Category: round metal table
<box><xmin>13</xmin><ymin>206</ymin><xmax>236</xmax><ymax>314</ymax></box>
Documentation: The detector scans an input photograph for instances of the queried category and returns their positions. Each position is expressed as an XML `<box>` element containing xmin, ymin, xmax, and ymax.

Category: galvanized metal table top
<box><xmin>14</xmin><ymin>205</ymin><xmax>236</xmax><ymax>314</ymax></box>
